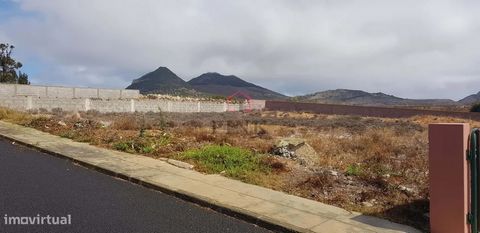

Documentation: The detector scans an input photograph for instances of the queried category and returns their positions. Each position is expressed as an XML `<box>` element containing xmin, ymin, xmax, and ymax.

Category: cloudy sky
<box><xmin>1</xmin><ymin>0</ymin><xmax>479</xmax><ymax>100</ymax></box>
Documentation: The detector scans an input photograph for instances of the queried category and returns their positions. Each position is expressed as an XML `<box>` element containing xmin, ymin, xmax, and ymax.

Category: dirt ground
<box><xmin>6</xmin><ymin>108</ymin><xmax>480</xmax><ymax>232</ymax></box>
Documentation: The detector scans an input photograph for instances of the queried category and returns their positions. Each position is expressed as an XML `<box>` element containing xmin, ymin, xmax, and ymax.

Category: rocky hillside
<box><xmin>294</xmin><ymin>89</ymin><xmax>459</xmax><ymax>106</ymax></box>
<box><xmin>187</xmin><ymin>72</ymin><xmax>286</xmax><ymax>100</ymax></box>
<box><xmin>127</xmin><ymin>67</ymin><xmax>286</xmax><ymax>99</ymax></box>
<box><xmin>459</xmin><ymin>91</ymin><xmax>480</xmax><ymax>105</ymax></box>
<box><xmin>126</xmin><ymin>67</ymin><xmax>198</xmax><ymax>96</ymax></box>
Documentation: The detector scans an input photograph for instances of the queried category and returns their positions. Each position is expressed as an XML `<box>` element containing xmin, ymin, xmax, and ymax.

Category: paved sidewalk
<box><xmin>0</xmin><ymin>121</ymin><xmax>421</xmax><ymax>233</ymax></box>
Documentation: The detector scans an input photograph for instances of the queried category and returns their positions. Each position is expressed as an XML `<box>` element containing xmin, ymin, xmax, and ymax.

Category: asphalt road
<box><xmin>0</xmin><ymin>138</ymin><xmax>271</xmax><ymax>233</ymax></box>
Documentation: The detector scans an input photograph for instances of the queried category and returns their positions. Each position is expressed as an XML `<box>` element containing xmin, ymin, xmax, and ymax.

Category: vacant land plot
<box><xmin>2</xmin><ymin>107</ymin><xmax>478</xmax><ymax>231</ymax></box>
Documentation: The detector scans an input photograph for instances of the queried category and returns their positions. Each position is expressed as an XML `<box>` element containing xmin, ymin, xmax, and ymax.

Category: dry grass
<box><xmin>0</xmin><ymin>107</ymin><xmax>36</xmax><ymax>124</ymax></box>
<box><xmin>2</xmin><ymin>108</ymin><xmax>474</xmax><ymax>231</ymax></box>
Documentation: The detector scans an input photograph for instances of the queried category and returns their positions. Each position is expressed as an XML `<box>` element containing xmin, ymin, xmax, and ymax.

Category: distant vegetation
<box><xmin>0</xmin><ymin>43</ymin><xmax>29</xmax><ymax>84</ymax></box>
<box><xmin>471</xmin><ymin>103</ymin><xmax>480</xmax><ymax>112</ymax></box>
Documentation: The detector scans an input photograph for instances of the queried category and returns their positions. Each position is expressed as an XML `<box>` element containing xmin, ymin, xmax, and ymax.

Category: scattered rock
<box><xmin>72</xmin><ymin>112</ymin><xmax>82</xmax><ymax>120</ymax></box>
<box><xmin>337</xmin><ymin>133</ymin><xmax>352</xmax><ymax>139</ymax></box>
<box><xmin>99</xmin><ymin>120</ymin><xmax>112</xmax><ymax>128</ymax></box>
<box><xmin>362</xmin><ymin>201</ymin><xmax>374</xmax><ymax>207</ymax></box>
<box><xmin>398</xmin><ymin>185</ymin><xmax>415</xmax><ymax>195</ymax></box>
<box><xmin>167</xmin><ymin>159</ymin><xmax>194</xmax><ymax>170</ymax></box>
<box><xmin>330</xmin><ymin>170</ymin><xmax>339</xmax><ymax>176</ymax></box>
<box><xmin>57</xmin><ymin>121</ymin><xmax>67</xmax><ymax>127</ymax></box>
<box><xmin>74</xmin><ymin>122</ymin><xmax>85</xmax><ymax>128</ymax></box>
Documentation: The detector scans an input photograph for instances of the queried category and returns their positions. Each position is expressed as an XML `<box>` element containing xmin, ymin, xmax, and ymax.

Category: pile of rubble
<box><xmin>271</xmin><ymin>138</ymin><xmax>317</xmax><ymax>167</ymax></box>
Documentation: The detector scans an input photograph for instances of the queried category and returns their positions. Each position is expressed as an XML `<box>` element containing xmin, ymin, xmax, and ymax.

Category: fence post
<box><xmin>85</xmin><ymin>98</ymin><xmax>91</xmax><ymax>111</ymax></box>
<box><xmin>130</xmin><ymin>99</ymin><xmax>135</xmax><ymax>112</ymax></box>
<box><xmin>429</xmin><ymin>123</ymin><xmax>470</xmax><ymax>233</ymax></box>
<box><xmin>26</xmin><ymin>96</ymin><xmax>32</xmax><ymax>110</ymax></box>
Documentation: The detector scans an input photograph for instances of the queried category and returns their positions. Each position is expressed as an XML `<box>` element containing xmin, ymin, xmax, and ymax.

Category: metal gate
<box><xmin>468</xmin><ymin>128</ymin><xmax>480</xmax><ymax>233</ymax></box>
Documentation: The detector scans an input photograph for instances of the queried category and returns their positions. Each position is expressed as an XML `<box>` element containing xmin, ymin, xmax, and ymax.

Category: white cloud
<box><xmin>1</xmin><ymin>0</ymin><xmax>480</xmax><ymax>99</ymax></box>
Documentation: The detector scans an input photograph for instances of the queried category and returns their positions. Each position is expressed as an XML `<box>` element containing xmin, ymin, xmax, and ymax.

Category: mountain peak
<box><xmin>188</xmin><ymin>72</ymin><xmax>251</xmax><ymax>87</ymax></box>
<box><xmin>186</xmin><ymin>72</ymin><xmax>286</xmax><ymax>99</ymax></box>
<box><xmin>126</xmin><ymin>67</ymin><xmax>287</xmax><ymax>99</ymax></box>
<box><xmin>153</xmin><ymin>66</ymin><xmax>171</xmax><ymax>72</ymax></box>
<box><xmin>126</xmin><ymin>66</ymin><xmax>194</xmax><ymax>95</ymax></box>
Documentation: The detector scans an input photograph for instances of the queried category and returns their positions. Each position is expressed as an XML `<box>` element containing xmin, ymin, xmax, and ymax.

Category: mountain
<box><xmin>459</xmin><ymin>91</ymin><xmax>480</xmax><ymax>105</ymax></box>
<box><xmin>126</xmin><ymin>67</ymin><xmax>198</xmax><ymax>95</ymax></box>
<box><xmin>294</xmin><ymin>89</ymin><xmax>459</xmax><ymax>106</ymax></box>
<box><xmin>187</xmin><ymin>72</ymin><xmax>287</xmax><ymax>99</ymax></box>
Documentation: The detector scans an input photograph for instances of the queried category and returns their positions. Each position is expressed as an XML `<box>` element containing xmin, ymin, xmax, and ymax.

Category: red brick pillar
<box><xmin>429</xmin><ymin>123</ymin><xmax>470</xmax><ymax>233</ymax></box>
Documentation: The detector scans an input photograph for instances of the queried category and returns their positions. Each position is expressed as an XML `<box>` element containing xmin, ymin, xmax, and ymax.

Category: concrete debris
<box><xmin>74</xmin><ymin>122</ymin><xmax>85</xmax><ymax>128</ymax></box>
<box><xmin>167</xmin><ymin>159</ymin><xmax>194</xmax><ymax>170</ymax></box>
<box><xmin>330</xmin><ymin>170</ymin><xmax>339</xmax><ymax>176</ymax></box>
<box><xmin>271</xmin><ymin>138</ymin><xmax>317</xmax><ymax>166</ymax></box>
<box><xmin>99</xmin><ymin>121</ymin><xmax>112</xmax><ymax>128</ymax></box>
<box><xmin>362</xmin><ymin>201</ymin><xmax>374</xmax><ymax>207</ymax></box>
<box><xmin>398</xmin><ymin>185</ymin><xmax>415</xmax><ymax>195</ymax></box>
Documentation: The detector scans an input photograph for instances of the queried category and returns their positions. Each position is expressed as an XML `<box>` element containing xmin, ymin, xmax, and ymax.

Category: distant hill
<box><xmin>459</xmin><ymin>91</ymin><xmax>480</xmax><ymax>105</ymax></box>
<box><xmin>126</xmin><ymin>67</ymin><xmax>198</xmax><ymax>95</ymax></box>
<box><xmin>126</xmin><ymin>67</ymin><xmax>475</xmax><ymax>105</ymax></box>
<box><xmin>294</xmin><ymin>89</ymin><xmax>459</xmax><ymax>107</ymax></box>
<box><xmin>187</xmin><ymin>72</ymin><xmax>286</xmax><ymax>100</ymax></box>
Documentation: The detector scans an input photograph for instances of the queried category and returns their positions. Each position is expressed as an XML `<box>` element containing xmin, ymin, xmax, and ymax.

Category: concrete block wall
<box><xmin>134</xmin><ymin>99</ymin><xmax>169</xmax><ymax>112</ymax></box>
<box><xmin>0</xmin><ymin>97</ymin><xmax>253</xmax><ymax>113</ymax></box>
<box><xmin>90</xmin><ymin>99</ymin><xmax>132</xmax><ymax>113</ymax></box>
<box><xmin>0</xmin><ymin>96</ymin><xmax>28</xmax><ymax>111</ymax></box>
<box><xmin>0</xmin><ymin>85</ymin><xmax>16</xmax><ymax>96</ymax></box>
<box><xmin>0</xmin><ymin>83</ymin><xmax>260</xmax><ymax>113</ymax></box>
<box><xmin>97</xmin><ymin>89</ymin><xmax>121</xmax><ymax>99</ymax></box>
<box><xmin>170</xmin><ymin>101</ymin><xmax>197</xmax><ymax>112</ymax></box>
<box><xmin>74</xmin><ymin>88</ymin><xmax>99</xmax><ymax>98</ymax></box>
<box><xmin>33</xmin><ymin>98</ymin><xmax>86</xmax><ymax>112</ymax></box>
<box><xmin>200</xmin><ymin>102</ymin><xmax>227</xmax><ymax>112</ymax></box>
<box><xmin>16</xmin><ymin>85</ymin><xmax>47</xmax><ymax>97</ymax></box>
<box><xmin>0</xmin><ymin>83</ymin><xmax>140</xmax><ymax>99</ymax></box>
<box><xmin>120</xmin><ymin>90</ymin><xmax>140</xmax><ymax>99</ymax></box>
<box><xmin>46</xmin><ymin>86</ymin><xmax>75</xmax><ymax>98</ymax></box>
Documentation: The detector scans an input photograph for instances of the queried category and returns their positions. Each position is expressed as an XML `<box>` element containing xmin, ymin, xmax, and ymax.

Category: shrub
<box><xmin>471</xmin><ymin>103</ymin><xmax>480</xmax><ymax>112</ymax></box>
<box><xmin>300</xmin><ymin>172</ymin><xmax>334</xmax><ymax>191</ymax></box>
<box><xmin>142</xmin><ymin>146</ymin><xmax>154</xmax><ymax>154</ymax></box>
<box><xmin>346</xmin><ymin>164</ymin><xmax>362</xmax><ymax>176</ymax></box>
<box><xmin>51</xmin><ymin>108</ymin><xmax>64</xmax><ymax>115</ymax></box>
<box><xmin>113</xmin><ymin>142</ymin><xmax>130</xmax><ymax>151</ymax></box>
<box><xmin>178</xmin><ymin>145</ymin><xmax>270</xmax><ymax>179</ymax></box>
<box><xmin>0</xmin><ymin>107</ymin><xmax>34</xmax><ymax>124</ymax></box>
<box><xmin>112</xmin><ymin>117</ymin><xmax>138</xmax><ymax>130</ymax></box>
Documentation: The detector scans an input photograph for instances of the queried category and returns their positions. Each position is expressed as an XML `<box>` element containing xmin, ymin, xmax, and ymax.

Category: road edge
<box><xmin>0</xmin><ymin>131</ymin><xmax>299</xmax><ymax>233</ymax></box>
